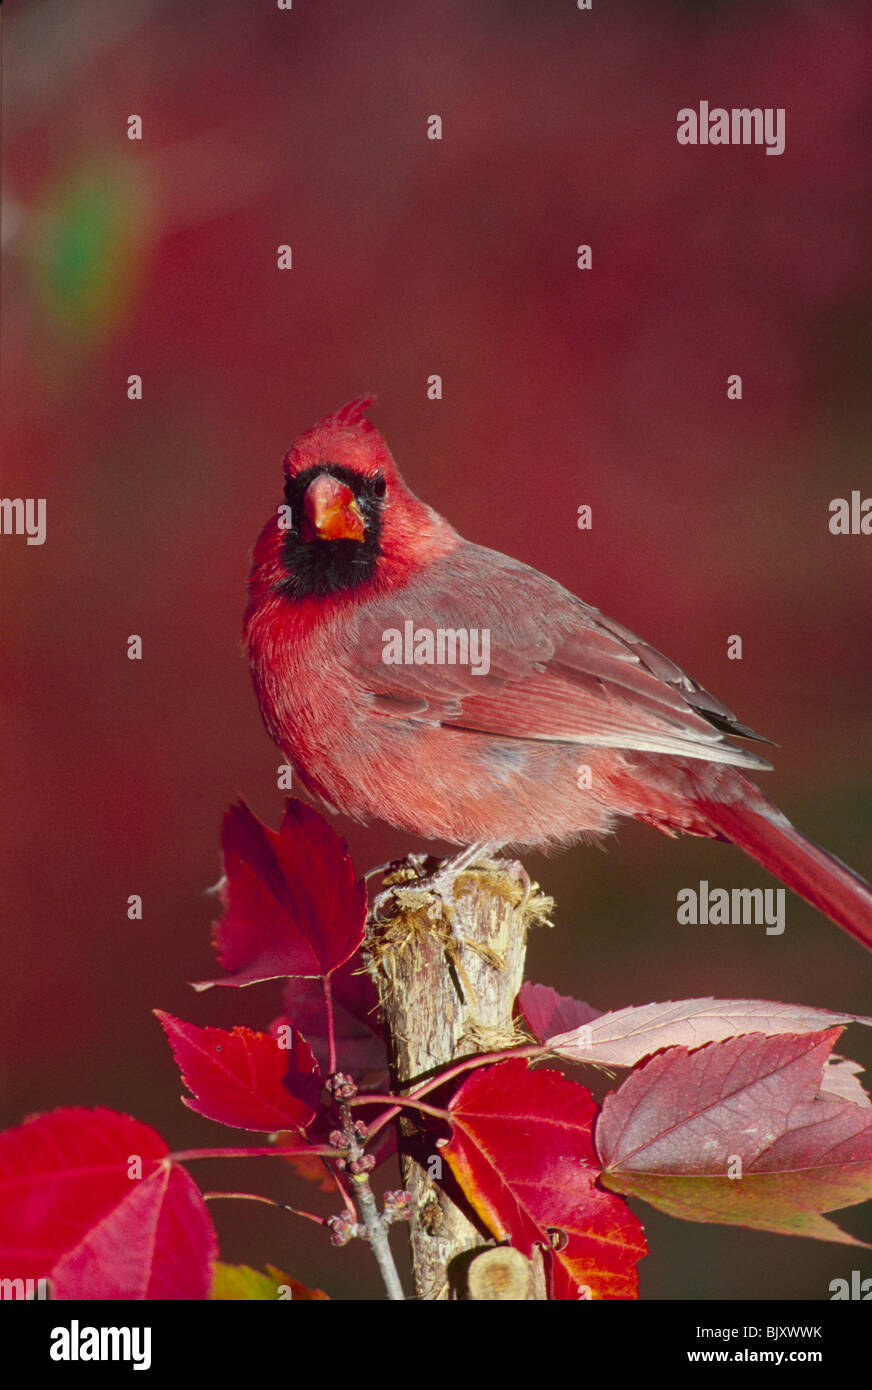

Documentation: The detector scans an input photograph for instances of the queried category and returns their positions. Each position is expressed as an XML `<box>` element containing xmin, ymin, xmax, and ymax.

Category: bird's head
<box><xmin>269</xmin><ymin>396</ymin><xmax>455</xmax><ymax>599</ymax></box>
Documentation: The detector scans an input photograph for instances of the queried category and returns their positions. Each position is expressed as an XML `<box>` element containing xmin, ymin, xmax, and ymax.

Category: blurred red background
<box><xmin>2</xmin><ymin>0</ymin><xmax>870</xmax><ymax>1298</ymax></box>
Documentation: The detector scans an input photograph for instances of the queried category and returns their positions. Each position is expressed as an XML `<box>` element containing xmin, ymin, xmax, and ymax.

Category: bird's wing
<box><xmin>337</xmin><ymin>543</ymin><xmax>773</xmax><ymax>770</ymax></box>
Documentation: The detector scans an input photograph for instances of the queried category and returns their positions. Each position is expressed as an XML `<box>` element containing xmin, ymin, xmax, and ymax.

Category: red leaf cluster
<box><xmin>3</xmin><ymin>799</ymin><xmax>869</xmax><ymax>1300</ymax></box>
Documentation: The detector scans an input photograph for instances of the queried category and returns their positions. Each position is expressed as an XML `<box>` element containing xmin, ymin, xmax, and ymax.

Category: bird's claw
<box><xmin>368</xmin><ymin>843</ymin><xmax>501</xmax><ymax>932</ymax></box>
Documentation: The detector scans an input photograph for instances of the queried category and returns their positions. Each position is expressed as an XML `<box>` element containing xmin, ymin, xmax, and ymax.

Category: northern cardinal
<box><xmin>244</xmin><ymin>397</ymin><xmax>872</xmax><ymax>951</ymax></box>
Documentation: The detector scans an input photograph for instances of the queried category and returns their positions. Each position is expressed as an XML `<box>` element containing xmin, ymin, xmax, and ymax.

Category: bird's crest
<box><xmin>330</xmin><ymin>395</ymin><xmax>377</xmax><ymax>430</ymax></box>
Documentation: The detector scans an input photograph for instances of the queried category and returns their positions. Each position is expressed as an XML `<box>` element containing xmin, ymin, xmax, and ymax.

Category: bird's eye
<box><xmin>372</xmin><ymin>474</ymin><xmax>386</xmax><ymax>497</ymax></box>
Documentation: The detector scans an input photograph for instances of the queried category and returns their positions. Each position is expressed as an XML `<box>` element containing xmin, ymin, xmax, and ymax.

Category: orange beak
<box><xmin>300</xmin><ymin>474</ymin><xmax>366</xmax><ymax>542</ymax></box>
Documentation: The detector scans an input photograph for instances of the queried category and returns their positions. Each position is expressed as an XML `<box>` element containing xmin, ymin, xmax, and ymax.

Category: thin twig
<box><xmin>362</xmin><ymin>1042</ymin><xmax>545</xmax><ymax>1142</ymax></box>
<box><xmin>170</xmin><ymin>1143</ymin><xmax>341</xmax><ymax>1162</ymax></box>
<box><xmin>348</xmin><ymin>1093</ymin><xmax>451</xmax><ymax>1122</ymax></box>
<box><xmin>352</xmin><ymin>1172</ymin><xmax>405</xmax><ymax>1301</ymax></box>
<box><xmin>202</xmin><ymin>1191</ymin><xmax>328</xmax><ymax>1225</ymax></box>
<box><xmin>321</xmin><ymin>1154</ymin><xmax>356</xmax><ymax>1217</ymax></box>
<box><xmin>323</xmin><ymin>975</ymin><xmax>338</xmax><ymax>1077</ymax></box>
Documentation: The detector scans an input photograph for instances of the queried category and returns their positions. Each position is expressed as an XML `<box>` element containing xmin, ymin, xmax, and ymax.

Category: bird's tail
<box><xmin>700</xmin><ymin>793</ymin><xmax>872</xmax><ymax>953</ymax></box>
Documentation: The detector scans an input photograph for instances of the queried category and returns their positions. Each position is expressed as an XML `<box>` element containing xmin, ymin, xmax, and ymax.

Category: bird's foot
<box><xmin>364</xmin><ymin>852</ymin><xmax>430</xmax><ymax>884</ymax></box>
<box><xmin>369</xmin><ymin>842</ymin><xmax>503</xmax><ymax>933</ymax></box>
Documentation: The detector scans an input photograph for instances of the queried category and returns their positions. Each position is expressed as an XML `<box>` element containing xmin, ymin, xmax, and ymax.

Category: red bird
<box><xmin>245</xmin><ymin>397</ymin><xmax>872</xmax><ymax>952</ymax></box>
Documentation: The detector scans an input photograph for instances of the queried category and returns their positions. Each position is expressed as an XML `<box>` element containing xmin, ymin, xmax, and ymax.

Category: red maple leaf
<box><xmin>517</xmin><ymin>981</ymin><xmax>602</xmax><ymax>1042</ymax></box>
<box><xmin>195</xmin><ymin>799</ymin><xmax>366</xmax><ymax>989</ymax></box>
<box><xmin>0</xmin><ymin>1107</ymin><xmax>217</xmax><ymax>1299</ymax></box>
<box><xmin>597</xmin><ymin>1028</ymin><xmax>872</xmax><ymax>1243</ymax></box>
<box><xmin>156</xmin><ymin>1012</ymin><xmax>321</xmax><ymax>1131</ymax></box>
<box><xmin>443</xmin><ymin>1059</ymin><xmax>647</xmax><ymax>1299</ymax></box>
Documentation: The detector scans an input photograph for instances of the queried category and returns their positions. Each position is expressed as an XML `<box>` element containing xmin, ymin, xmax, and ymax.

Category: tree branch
<box><xmin>365</xmin><ymin>857</ymin><xmax>552</xmax><ymax>1300</ymax></box>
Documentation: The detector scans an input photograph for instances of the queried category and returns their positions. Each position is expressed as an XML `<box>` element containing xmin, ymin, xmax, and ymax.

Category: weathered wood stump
<box><xmin>365</xmin><ymin>857</ymin><xmax>553</xmax><ymax>1299</ymax></box>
